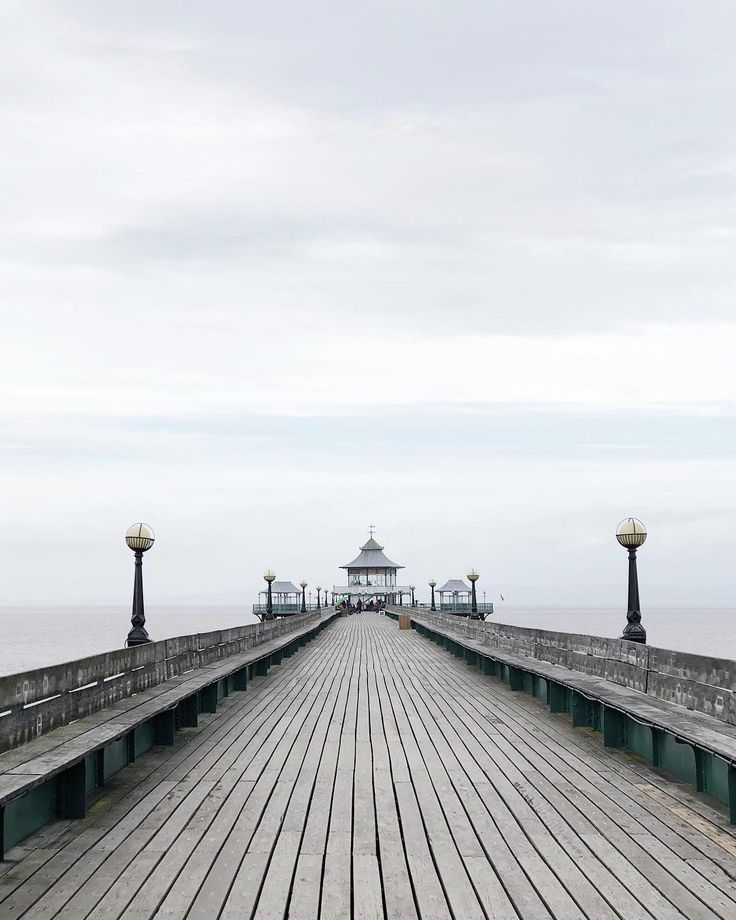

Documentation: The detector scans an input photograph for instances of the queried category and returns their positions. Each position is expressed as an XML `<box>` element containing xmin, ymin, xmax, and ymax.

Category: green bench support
<box><xmin>126</xmin><ymin>731</ymin><xmax>136</xmax><ymax>764</ymax></box>
<box><xmin>464</xmin><ymin>648</ymin><xmax>478</xmax><ymax>667</ymax></box>
<box><xmin>508</xmin><ymin>666</ymin><xmax>524</xmax><ymax>691</ymax></box>
<box><xmin>572</xmin><ymin>691</ymin><xmax>591</xmax><ymax>728</ymax></box>
<box><xmin>603</xmin><ymin>706</ymin><xmax>624</xmax><ymax>748</ymax></box>
<box><xmin>547</xmin><ymin>682</ymin><xmax>565</xmax><ymax>713</ymax></box>
<box><xmin>154</xmin><ymin>710</ymin><xmax>176</xmax><ymax>745</ymax></box>
<box><xmin>199</xmin><ymin>684</ymin><xmax>218</xmax><ymax>715</ymax></box>
<box><xmin>179</xmin><ymin>694</ymin><xmax>199</xmax><ymax>727</ymax></box>
<box><xmin>255</xmin><ymin>657</ymin><xmax>269</xmax><ymax>677</ymax></box>
<box><xmin>57</xmin><ymin>761</ymin><xmax>87</xmax><ymax>819</ymax></box>
<box><xmin>729</xmin><ymin>767</ymin><xmax>736</xmax><ymax>825</ymax></box>
<box><xmin>233</xmin><ymin>667</ymin><xmax>248</xmax><ymax>691</ymax></box>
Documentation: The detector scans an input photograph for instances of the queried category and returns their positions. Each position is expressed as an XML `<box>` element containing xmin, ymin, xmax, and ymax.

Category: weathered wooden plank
<box><xmin>8</xmin><ymin>614</ymin><xmax>736</xmax><ymax>920</ymax></box>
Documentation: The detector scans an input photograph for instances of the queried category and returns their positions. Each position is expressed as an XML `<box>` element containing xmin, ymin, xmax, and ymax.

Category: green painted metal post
<box><xmin>603</xmin><ymin>707</ymin><xmax>623</xmax><ymax>748</ymax></box>
<box><xmin>694</xmin><ymin>748</ymin><xmax>706</xmax><ymax>793</ymax></box>
<box><xmin>57</xmin><ymin>761</ymin><xmax>87</xmax><ymax>819</ymax></box>
<box><xmin>255</xmin><ymin>657</ymin><xmax>269</xmax><ymax>677</ymax></box>
<box><xmin>651</xmin><ymin>727</ymin><xmax>663</xmax><ymax>767</ymax></box>
<box><xmin>508</xmin><ymin>667</ymin><xmax>524</xmax><ymax>691</ymax></box>
<box><xmin>180</xmin><ymin>695</ymin><xmax>199</xmax><ymax>727</ymax></box>
<box><xmin>233</xmin><ymin>667</ymin><xmax>248</xmax><ymax>691</ymax></box>
<box><xmin>126</xmin><ymin>731</ymin><xmax>136</xmax><ymax>764</ymax></box>
<box><xmin>728</xmin><ymin>766</ymin><xmax>736</xmax><ymax>825</ymax></box>
<box><xmin>95</xmin><ymin>749</ymin><xmax>105</xmax><ymax>787</ymax></box>
<box><xmin>199</xmin><ymin>684</ymin><xmax>218</xmax><ymax>715</ymax></box>
<box><xmin>155</xmin><ymin>710</ymin><xmax>176</xmax><ymax>744</ymax></box>
<box><xmin>548</xmin><ymin>682</ymin><xmax>566</xmax><ymax>713</ymax></box>
<box><xmin>571</xmin><ymin>692</ymin><xmax>589</xmax><ymax>727</ymax></box>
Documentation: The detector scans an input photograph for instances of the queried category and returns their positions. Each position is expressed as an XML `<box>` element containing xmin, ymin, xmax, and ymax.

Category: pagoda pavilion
<box><xmin>334</xmin><ymin>531</ymin><xmax>411</xmax><ymax>606</ymax></box>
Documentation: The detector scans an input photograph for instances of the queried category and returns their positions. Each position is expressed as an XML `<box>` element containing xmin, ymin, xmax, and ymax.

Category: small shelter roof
<box><xmin>341</xmin><ymin>534</ymin><xmax>403</xmax><ymax>570</ymax></box>
<box><xmin>438</xmin><ymin>579</ymin><xmax>471</xmax><ymax>593</ymax></box>
<box><xmin>260</xmin><ymin>580</ymin><xmax>300</xmax><ymax>595</ymax></box>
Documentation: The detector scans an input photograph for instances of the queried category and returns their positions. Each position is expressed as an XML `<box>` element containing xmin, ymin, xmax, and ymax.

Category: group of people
<box><xmin>336</xmin><ymin>597</ymin><xmax>385</xmax><ymax>615</ymax></box>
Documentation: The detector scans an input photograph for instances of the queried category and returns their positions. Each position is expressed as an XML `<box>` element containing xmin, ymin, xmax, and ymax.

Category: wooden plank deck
<box><xmin>2</xmin><ymin>613</ymin><xmax>736</xmax><ymax>919</ymax></box>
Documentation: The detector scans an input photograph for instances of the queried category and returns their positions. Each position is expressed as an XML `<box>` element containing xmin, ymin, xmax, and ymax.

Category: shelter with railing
<box><xmin>253</xmin><ymin>580</ymin><xmax>302</xmax><ymax>617</ymax></box>
<box><xmin>436</xmin><ymin>578</ymin><xmax>494</xmax><ymax>617</ymax></box>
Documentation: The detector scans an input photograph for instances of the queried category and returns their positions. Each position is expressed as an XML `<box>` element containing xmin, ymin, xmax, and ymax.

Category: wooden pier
<box><xmin>2</xmin><ymin>613</ymin><xmax>736</xmax><ymax>919</ymax></box>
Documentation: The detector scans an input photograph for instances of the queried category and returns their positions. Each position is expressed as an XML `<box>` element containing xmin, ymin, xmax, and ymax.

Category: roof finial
<box><xmin>368</xmin><ymin>523</ymin><xmax>376</xmax><ymax>537</ymax></box>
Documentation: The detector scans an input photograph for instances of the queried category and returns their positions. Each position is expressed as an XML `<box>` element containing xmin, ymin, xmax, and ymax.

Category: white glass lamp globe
<box><xmin>467</xmin><ymin>568</ymin><xmax>480</xmax><ymax>582</ymax></box>
<box><xmin>299</xmin><ymin>579</ymin><xmax>308</xmax><ymax>589</ymax></box>
<box><xmin>125</xmin><ymin>523</ymin><xmax>155</xmax><ymax>552</ymax></box>
<box><xmin>616</xmin><ymin>518</ymin><xmax>647</xmax><ymax>548</ymax></box>
<box><xmin>264</xmin><ymin>570</ymin><xmax>276</xmax><ymax>583</ymax></box>
<box><xmin>316</xmin><ymin>584</ymin><xmax>322</xmax><ymax>591</ymax></box>
<box><xmin>429</xmin><ymin>579</ymin><xmax>437</xmax><ymax>587</ymax></box>
<box><xmin>410</xmin><ymin>584</ymin><xmax>415</xmax><ymax>591</ymax></box>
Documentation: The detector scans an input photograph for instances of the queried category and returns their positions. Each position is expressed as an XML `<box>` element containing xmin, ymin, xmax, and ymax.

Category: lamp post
<box><xmin>429</xmin><ymin>579</ymin><xmax>436</xmax><ymax>611</ymax></box>
<box><xmin>410</xmin><ymin>585</ymin><xmax>415</xmax><ymax>607</ymax></box>
<box><xmin>399</xmin><ymin>591</ymin><xmax>403</xmax><ymax>606</ymax></box>
<box><xmin>300</xmin><ymin>579</ymin><xmax>308</xmax><ymax>614</ymax></box>
<box><xmin>316</xmin><ymin>585</ymin><xmax>322</xmax><ymax>608</ymax></box>
<box><xmin>468</xmin><ymin>568</ymin><xmax>480</xmax><ymax>619</ymax></box>
<box><xmin>616</xmin><ymin>518</ymin><xmax>647</xmax><ymax>644</ymax></box>
<box><xmin>264</xmin><ymin>569</ymin><xmax>276</xmax><ymax>620</ymax></box>
<box><xmin>125</xmin><ymin>523</ymin><xmax>155</xmax><ymax>647</ymax></box>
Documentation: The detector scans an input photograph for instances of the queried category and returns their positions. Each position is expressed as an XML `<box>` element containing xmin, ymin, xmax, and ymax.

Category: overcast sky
<box><xmin>1</xmin><ymin>1</ymin><xmax>735</xmax><ymax>610</ymax></box>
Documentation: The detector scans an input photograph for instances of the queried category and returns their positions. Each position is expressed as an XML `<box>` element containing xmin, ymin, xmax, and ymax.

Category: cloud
<box><xmin>1</xmin><ymin>2</ymin><xmax>735</xmax><ymax>607</ymax></box>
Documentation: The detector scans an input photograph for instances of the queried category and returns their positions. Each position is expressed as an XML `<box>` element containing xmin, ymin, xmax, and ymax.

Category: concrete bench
<box><xmin>0</xmin><ymin>611</ymin><xmax>336</xmax><ymax>857</ymax></box>
<box><xmin>392</xmin><ymin>610</ymin><xmax>736</xmax><ymax>823</ymax></box>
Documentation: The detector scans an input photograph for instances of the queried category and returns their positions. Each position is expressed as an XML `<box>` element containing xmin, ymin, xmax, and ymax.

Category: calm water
<box><xmin>0</xmin><ymin>606</ymin><xmax>260</xmax><ymax>676</ymax></box>
<box><xmin>0</xmin><ymin>604</ymin><xmax>734</xmax><ymax>676</ymax></box>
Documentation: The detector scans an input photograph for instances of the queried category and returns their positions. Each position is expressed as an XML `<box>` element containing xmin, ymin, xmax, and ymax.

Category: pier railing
<box><xmin>389</xmin><ymin>605</ymin><xmax>736</xmax><ymax>821</ymax></box>
<box><xmin>392</xmin><ymin>607</ymin><xmax>736</xmax><ymax>724</ymax></box>
<box><xmin>0</xmin><ymin>610</ymin><xmax>326</xmax><ymax>754</ymax></box>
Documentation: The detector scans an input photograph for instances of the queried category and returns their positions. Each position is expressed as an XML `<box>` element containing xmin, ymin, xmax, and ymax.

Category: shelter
<box><xmin>437</xmin><ymin>578</ymin><xmax>472</xmax><ymax>613</ymax></box>
<box><xmin>258</xmin><ymin>580</ymin><xmax>301</xmax><ymax>615</ymax></box>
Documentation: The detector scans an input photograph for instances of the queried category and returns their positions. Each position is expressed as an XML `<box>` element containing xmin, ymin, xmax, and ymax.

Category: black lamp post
<box><xmin>617</xmin><ymin>518</ymin><xmax>647</xmax><ymax>644</ymax></box>
<box><xmin>125</xmin><ymin>523</ymin><xmax>155</xmax><ymax>646</ymax></box>
<box><xmin>410</xmin><ymin>585</ymin><xmax>415</xmax><ymax>607</ymax></box>
<box><xmin>300</xmin><ymin>579</ymin><xmax>308</xmax><ymax>614</ymax></box>
<box><xmin>429</xmin><ymin>579</ymin><xmax>436</xmax><ymax>611</ymax></box>
<box><xmin>316</xmin><ymin>585</ymin><xmax>322</xmax><ymax>608</ymax></box>
<box><xmin>264</xmin><ymin>569</ymin><xmax>275</xmax><ymax>620</ymax></box>
<box><xmin>399</xmin><ymin>591</ymin><xmax>403</xmax><ymax>606</ymax></box>
<box><xmin>468</xmin><ymin>568</ymin><xmax>480</xmax><ymax>619</ymax></box>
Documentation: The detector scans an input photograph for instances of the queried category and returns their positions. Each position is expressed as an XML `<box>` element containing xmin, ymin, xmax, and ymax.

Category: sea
<box><xmin>0</xmin><ymin>604</ymin><xmax>734</xmax><ymax>677</ymax></box>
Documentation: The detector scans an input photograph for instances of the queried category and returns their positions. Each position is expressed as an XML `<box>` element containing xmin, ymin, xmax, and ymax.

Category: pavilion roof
<box><xmin>437</xmin><ymin>579</ymin><xmax>471</xmax><ymax>593</ymax></box>
<box><xmin>341</xmin><ymin>538</ymin><xmax>403</xmax><ymax>571</ymax></box>
<box><xmin>260</xmin><ymin>580</ymin><xmax>300</xmax><ymax>595</ymax></box>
